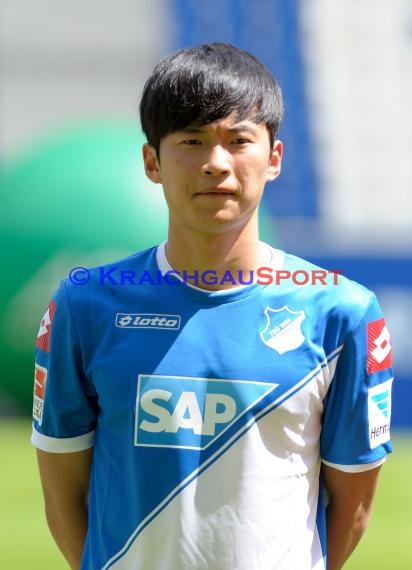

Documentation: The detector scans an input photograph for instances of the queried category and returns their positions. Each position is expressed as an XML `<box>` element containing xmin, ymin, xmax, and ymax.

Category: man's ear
<box><xmin>142</xmin><ymin>143</ymin><xmax>161</xmax><ymax>184</ymax></box>
<box><xmin>266</xmin><ymin>140</ymin><xmax>283</xmax><ymax>182</ymax></box>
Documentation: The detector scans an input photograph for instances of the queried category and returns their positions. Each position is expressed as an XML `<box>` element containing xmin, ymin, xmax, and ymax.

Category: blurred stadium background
<box><xmin>0</xmin><ymin>0</ymin><xmax>411</xmax><ymax>568</ymax></box>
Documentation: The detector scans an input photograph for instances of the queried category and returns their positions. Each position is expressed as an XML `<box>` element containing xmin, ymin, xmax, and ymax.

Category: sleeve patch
<box><xmin>368</xmin><ymin>378</ymin><xmax>393</xmax><ymax>449</ymax></box>
<box><xmin>33</xmin><ymin>363</ymin><xmax>47</xmax><ymax>425</ymax></box>
<box><xmin>36</xmin><ymin>300</ymin><xmax>57</xmax><ymax>352</ymax></box>
<box><xmin>367</xmin><ymin>318</ymin><xmax>392</xmax><ymax>374</ymax></box>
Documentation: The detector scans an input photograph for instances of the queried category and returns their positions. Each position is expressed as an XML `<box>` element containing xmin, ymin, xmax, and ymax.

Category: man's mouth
<box><xmin>194</xmin><ymin>187</ymin><xmax>236</xmax><ymax>196</ymax></box>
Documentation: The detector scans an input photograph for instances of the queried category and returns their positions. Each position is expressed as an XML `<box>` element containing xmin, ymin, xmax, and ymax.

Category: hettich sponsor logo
<box><xmin>367</xmin><ymin>379</ymin><xmax>393</xmax><ymax>449</ymax></box>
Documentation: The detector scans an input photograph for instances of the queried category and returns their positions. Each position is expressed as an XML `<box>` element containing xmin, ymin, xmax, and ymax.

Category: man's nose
<box><xmin>201</xmin><ymin>146</ymin><xmax>231</xmax><ymax>175</ymax></box>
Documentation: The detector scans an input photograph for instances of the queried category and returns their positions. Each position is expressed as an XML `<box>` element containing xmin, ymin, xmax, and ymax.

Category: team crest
<box><xmin>260</xmin><ymin>306</ymin><xmax>306</xmax><ymax>354</ymax></box>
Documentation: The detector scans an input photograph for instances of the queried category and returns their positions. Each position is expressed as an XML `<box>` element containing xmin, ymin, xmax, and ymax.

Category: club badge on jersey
<box><xmin>260</xmin><ymin>306</ymin><xmax>306</xmax><ymax>354</ymax></box>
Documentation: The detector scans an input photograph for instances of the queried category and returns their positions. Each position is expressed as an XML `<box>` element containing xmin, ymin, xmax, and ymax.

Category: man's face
<box><xmin>143</xmin><ymin>115</ymin><xmax>282</xmax><ymax>236</ymax></box>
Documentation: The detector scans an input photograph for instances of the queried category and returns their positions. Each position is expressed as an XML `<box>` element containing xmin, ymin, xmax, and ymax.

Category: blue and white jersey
<box><xmin>32</xmin><ymin>244</ymin><xmax>393</xmax><ymax>570</ymax></box>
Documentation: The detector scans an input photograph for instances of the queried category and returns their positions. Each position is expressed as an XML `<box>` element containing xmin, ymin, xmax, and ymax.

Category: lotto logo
<box><xmin>367</xmin><ymin>318</ymin><xmax>392</xmax><ymax>374</ymax></box>
<box><xmin>36</xmin><ymin>300</ymin><xmax>56</xmax><ymax>352</ymax></box>
<box><xmin>135</xmin><ymin>375</ymin><xmax>278</xmax><ymax>450</ymax></box>
<box><xmin>116</xmin><ymin>313</ymin><xmax>181</xmax><ymax>330</ymax></box>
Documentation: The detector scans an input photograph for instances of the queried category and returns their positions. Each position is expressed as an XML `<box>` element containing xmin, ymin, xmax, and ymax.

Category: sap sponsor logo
<box><xmin>116</xmin><ymin>313</ymin><xmax>181</xmax><ymax>330</ymax></box>
<box><xmin>135</xmin><ymin>375</ymin><xmax>278</xmax><ymax>450</ymax></box>
<box><xmin>36</xmin><ymin>300</ymin><xmax>56</xmax><ymax>352</ymax></box>
<box><xmin>367</xmin><ymin>318</ymin><xmax>392</xmax><ymax>374</ymax></box>
<box><xmin>33</xmin><ymin>363</ymin><xmax>47</xmax><ymax>425</ymax></box>
<box><xmin>260</xmin><ymin>306</ymin><xmax>306</xmax><ymax>355</ymax></box>
<box><xmin>368</xmin><ymin>379</ymin><xmax>393</xmax><ymax>449</ymax></box>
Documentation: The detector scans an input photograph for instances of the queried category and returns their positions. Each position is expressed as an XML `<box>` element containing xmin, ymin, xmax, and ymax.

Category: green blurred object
<box><xmin>0</xmin><ymin>121</ymin><xmax>168</xmax><ymax>412</ymax></box>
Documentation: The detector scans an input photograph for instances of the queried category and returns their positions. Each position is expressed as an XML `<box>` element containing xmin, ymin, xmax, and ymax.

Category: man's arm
<box><xmin>36</xmin><ymin>448</ymin><xmax>93</xmax><ymax>570</ymax></box>
<box><xmin>322</xmin><ymin>463</ymin><xmax>382</xmax><ymax>570</ymax></box>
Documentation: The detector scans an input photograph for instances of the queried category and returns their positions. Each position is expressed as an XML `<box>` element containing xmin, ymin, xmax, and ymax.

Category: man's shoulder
<box><xmin>57</xmin><ymin>245</ymin><xmax>160</xmax><ymax>304</ymax></box>
<box><xmin>280</xmin><ymin>251</ymin><xmax>376</xmax><ymax>317</ymax></box>
<box><xmin>89</xmin><ymin>245</ymin><xmax>158</xmax><ymax>275</ymax></box>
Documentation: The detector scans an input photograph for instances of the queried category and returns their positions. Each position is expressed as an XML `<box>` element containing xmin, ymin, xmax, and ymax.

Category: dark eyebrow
<box><xmin>180</xmin><ymin>123</ymin><xmax>260</xmax><ymax>135</ymax></box>
<box><xmin>180</xmin><ymin>127</ymin><xmax>205</xmax><ymax>134</ymax></box>
<box><xmin>227</xmin><ymin>123</ymin><xmax>260</xmax><ymax>135</ymax></box>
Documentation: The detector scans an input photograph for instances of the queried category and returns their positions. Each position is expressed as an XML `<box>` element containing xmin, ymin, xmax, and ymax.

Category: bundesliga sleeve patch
<box><xmin>33</xmin><ymin>363</ymin><xmax>48</xmax><ymax>424</ymax></box>
<box><xmin>366</xmin><ymin>318</ymin><xmax>392</xmax><ymax>374</ymax></box>
<box><xmin>36</xmin><ymin>300</ymin><xmax>57</xmax><ymax>352</ymax></box>
<box><xmin>368</xmin><ymin>378</ymin><xmax>392</xmax><ymax>449</ymax></box>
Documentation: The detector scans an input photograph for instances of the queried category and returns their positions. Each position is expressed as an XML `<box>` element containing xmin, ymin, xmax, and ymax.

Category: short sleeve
<box><xmin>320</xmin><ymin>294</ymin><xmax>393</xmax><ymax>471</ymax></box>
<box><xmin>31</xmin><ymin>280</ymin><xmax>98</xmax><ymax>452</ymax></box>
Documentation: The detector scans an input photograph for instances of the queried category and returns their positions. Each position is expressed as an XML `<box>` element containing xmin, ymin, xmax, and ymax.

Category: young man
<box><xmin>32</xmin><ymin>43</ymin><xmax>393</xmax><ymax>569</ymax></box>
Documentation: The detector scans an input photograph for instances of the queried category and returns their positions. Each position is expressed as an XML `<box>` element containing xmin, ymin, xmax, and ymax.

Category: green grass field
<box><xmin>1</xmin><ymin>419</ymin><xmax>411</xmax><ymax>569</ymax></box>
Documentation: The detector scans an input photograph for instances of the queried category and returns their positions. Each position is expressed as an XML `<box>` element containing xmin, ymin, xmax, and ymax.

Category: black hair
<box><xmin>140</xmin><ymin>42</ymin><xmax>283</xmax><ymax>156</ymax></box>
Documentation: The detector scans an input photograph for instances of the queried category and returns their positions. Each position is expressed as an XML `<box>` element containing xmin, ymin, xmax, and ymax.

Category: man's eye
<box><xmin>232</xmin><ymin>138</ymin><xmax>251</xmax><ymax>144</ymax></box>
<box><xmin>181</xmin><ymin>139</ymin><xmax>202</xmax><ymax>145</ymax></box>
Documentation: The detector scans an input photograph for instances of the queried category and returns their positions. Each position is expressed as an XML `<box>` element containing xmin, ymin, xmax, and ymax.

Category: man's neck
<box><xmin>164</xmin><ymin>223</ymin><xmax>271</xmax><ymax>291</ymax></box>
